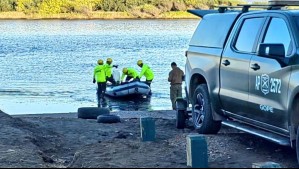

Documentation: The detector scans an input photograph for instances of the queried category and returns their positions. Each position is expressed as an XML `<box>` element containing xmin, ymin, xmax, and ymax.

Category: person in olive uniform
<box><xmin>168</xmin><ymin>62</ymin><xmax>184</xmax><ymax>110</ymax></box>
<box><xmin>93</xmin><ymin>59</ymin><xmax>106</xmax><ymax>103</ymax></box>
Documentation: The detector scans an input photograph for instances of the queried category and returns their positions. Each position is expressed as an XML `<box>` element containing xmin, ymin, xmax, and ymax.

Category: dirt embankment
<box><xmin>0</xmin><ymin>110</ymin><xmax>298</xmax><ymax>168</ymax></box>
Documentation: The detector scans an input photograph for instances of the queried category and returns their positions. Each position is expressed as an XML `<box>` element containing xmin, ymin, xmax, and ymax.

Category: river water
<box><xmin>0</xmin><ymin>19</ymin><xmax>199</xmax><ymax>115</ymax></box>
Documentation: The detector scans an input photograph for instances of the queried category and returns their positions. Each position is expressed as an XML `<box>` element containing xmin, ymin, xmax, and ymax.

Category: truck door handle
<box><xmin>222</xmin><ymin>60</ymin><xmax>230</xmax><ymax>66</ymax></box>
<box><xmin>250</xmin><ymin>63</ymin><xmax>260</xmax><ymax>71</ymax></box>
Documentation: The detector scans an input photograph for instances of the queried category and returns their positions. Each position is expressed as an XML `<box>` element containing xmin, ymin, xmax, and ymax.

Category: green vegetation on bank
<box><xmin>0</xmin><ymin>11</ymin><xmax>200</xmax><ymax>19</ymax></box>
<box><xmin>0</xmin><ymin>0</ymin><xmax>248</xmax><ymax>19</ymax></box>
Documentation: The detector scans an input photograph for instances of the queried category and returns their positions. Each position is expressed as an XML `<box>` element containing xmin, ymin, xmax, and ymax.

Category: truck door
<box><xmin>248</xmin><ymin>16</ymin><xmax>293</xmax><ymax>130</ymax></box>
<box><xmin>220</xmin><ymin>16</ymin><xmax>266</xmax><ymax>115</ymax></box>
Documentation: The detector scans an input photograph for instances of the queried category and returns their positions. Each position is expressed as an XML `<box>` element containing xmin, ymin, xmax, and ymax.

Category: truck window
<box><xmin>263</xmin><ymin>18</ymin><xmax>292</xmax><ymax>56</ymax></box>
<box><xmin>235</xmin><ymin>18</ymin><xmax>264</xmax><ymax>53</ymax></box>
<box><xmin>189</xmin><ymin>13</ymin><xmax>239</xmax><ymax>48</ymax></box>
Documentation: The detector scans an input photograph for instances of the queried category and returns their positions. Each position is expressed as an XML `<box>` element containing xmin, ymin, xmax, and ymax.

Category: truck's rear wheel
<box><xmin>192</xmin><ymin>84</ymin><xmax>221</xmax><ymax>134</ymax></box>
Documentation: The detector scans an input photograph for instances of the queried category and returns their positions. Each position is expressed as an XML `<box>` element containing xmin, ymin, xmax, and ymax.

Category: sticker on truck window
<box><xmin>255</xmin><ymin>74</ymin><xmax>281</xmax><ymax>95</ymax></box>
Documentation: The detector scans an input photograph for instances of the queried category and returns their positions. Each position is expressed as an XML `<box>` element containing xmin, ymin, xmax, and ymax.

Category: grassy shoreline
<box><xmin>0</xmin><ymin>11</ymin><xmax>198</xmax><ymax>20</ymax></box>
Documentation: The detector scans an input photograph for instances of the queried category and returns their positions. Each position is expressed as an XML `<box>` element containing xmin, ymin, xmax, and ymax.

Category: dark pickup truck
<box><xmin>176</xmin><ymin>0</ymin><xmax>299</xmax><ymax>164</ymax></box>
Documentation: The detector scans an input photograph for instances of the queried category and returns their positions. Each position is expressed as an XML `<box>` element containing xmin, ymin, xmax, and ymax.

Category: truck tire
<box><xmin>78</xmin><ymin>107</ymin><xmax>110</xmax><ymax>119</ymax></box>
<box><xmin>192</xmin><ymin>84</ymin><xmax>221</xmax><ymax>134</ymax></box>
<box><xmin>176</xmin><ymin>110</ymin><xmax>186</xmax><ymax>129</ymax></box>
<box><xmin>97</xmin><ymin>114</ymin><xmax>121</xmax><ymax>123</ymax></box>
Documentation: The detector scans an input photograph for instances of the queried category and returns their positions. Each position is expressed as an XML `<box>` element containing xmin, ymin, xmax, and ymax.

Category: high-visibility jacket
<box><xmin>139</xmin><ymin>64</ymin><xmax>154</xmax><ymax>81</ymax></box>
<box><xmin>94</xmin><ymin>65</ymin><xmax>106</xmax><ymax>83</ymax></box>
<box><xmin>121</xmin><ymin>68</ymin><xmax>138</xmax><ymax>81</ymax></box>
<box><xmin>104</xmin><ymin>64</ymin><xmax>113</xmax><ymax>78</ymax></box>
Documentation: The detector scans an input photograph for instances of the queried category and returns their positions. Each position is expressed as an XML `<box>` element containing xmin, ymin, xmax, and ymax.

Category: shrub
<box><xmin>98</xmin><ymin>0</ymin><xmax>127</xmax><ymax>12</ymax></box>
<box><xmin>156</xmin><ymin>0</ymin><xmax>173</xmax><ymax>12</ymax></box>
<box><xmin>0</xmin><ymin>0</ymin><xmax>17</xmax><ymax>12</ymax></box>
<box><xmin>125</xmin><ymin>0</ymin><xmax>148</xmax><ymax>8</ymax></box>
<box><xmin>172</xmin><ymin>1</ymin><xmax>187</xmax><ymax>11</ymax></box>
<box><xmin>38</xmin><ymin>0</ymin><xmax>63</xmax><ymax>14</ymax></box>
<box><xmin>141</xmin><ymin>4</ymin><xmax>161</xmax><ymax>17</ymax></box>
<box><xmin>17</xmin><ymin>0</ymin><xmax>41</xmax><ymax>14</ymax></box>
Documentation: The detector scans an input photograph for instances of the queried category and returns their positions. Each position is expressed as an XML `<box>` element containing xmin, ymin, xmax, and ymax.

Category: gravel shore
<box><xmin>0</xmin><ymin>109</ymin><xmax>298</xmax><ymax>168</ymax></box>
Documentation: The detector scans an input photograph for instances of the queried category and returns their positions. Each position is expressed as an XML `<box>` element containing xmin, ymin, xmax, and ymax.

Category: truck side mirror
<box><xmin>257</xmin><ymin>43</ymin><xmax>285</xmax><ymax>58</ymax></box>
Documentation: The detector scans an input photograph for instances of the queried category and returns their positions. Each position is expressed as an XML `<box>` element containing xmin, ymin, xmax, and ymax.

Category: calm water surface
<box><xmin>0</xmin><ymin>19</ymin><xmax>198</xmax><ymax>115</ymax></box>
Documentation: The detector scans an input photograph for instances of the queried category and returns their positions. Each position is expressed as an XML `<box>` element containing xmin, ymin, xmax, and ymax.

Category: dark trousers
<box><xmin>145</xmin><ymin>79</ymin><xmax>153</xmax><ymax>87</ymax></box>
<box><xmin>97</xmin><ymin>82</ymin><xmax>106</xmax><ymax>102</ymax></box>
<box><xmin>106</xmin><ymin>76</ymin><xmax>116</xmax><ymax>85</ymax></box>
<box><xmin>145</xmin><ymin>79</ymin><xmax>153</xmax><ymax>95</ymax></box>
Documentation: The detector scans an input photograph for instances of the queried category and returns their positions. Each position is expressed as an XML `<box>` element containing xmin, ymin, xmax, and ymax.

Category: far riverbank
<box><xmin>0</xmin><ymin>11</ymin><xmax>198</xmax><ymax>20</ymax></box>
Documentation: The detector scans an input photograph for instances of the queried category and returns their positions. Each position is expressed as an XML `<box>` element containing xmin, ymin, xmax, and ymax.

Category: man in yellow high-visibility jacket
<box><xmin>137</xmin><ymin>60</ymin><xmax>154</xmax><ymax>87</ymax></box>
<box><xmin>93</xmin><ymin>59</ymin><xmax>106</xmax><ymax>102</ymax></box>
<box><xmin>104</xmin><ymin>58</ymin><xmax>118</xmax><ymax>85</ymax></box>
<box><xmin>121</xmin><ymin>67</ymin><xmax>139</xmax><ymax>83</ymax></box>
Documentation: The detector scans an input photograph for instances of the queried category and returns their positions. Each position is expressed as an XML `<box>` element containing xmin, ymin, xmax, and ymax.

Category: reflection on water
<box><xmin>99</xmin><ymin>95</ymin><xmax>152</xmax><ymax>111</ymax></box>
<box><xmin>0</xmin><ymin>19</ymin><xmax>198</xmax><ymax>115</ymax></box>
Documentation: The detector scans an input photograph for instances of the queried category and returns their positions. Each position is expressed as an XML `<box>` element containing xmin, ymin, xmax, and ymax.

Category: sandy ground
<box><xmin>0</xmin><ymin>109</ymin><xmax>298</xmax><ymax>168</ymax></box>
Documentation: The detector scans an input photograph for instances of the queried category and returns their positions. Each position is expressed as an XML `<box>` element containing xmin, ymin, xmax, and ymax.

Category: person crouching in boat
<box><xmin>121</xmin><ymin>67</ymin><xmax>140</xmax><ymax>84</ymax></box>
